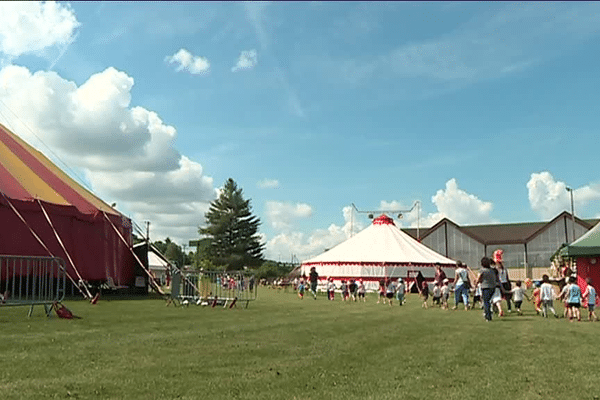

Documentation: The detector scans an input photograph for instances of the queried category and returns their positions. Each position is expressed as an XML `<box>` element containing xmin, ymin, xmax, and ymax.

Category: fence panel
<box><xmin>0</xmin><ymin>255</ymin><xmax>66</xmax><ymax>317</ymax></box>
<box><xmin>170</xmin><ymin>270</ymin><xmax>257</xmax><ymax>308</ymax></box>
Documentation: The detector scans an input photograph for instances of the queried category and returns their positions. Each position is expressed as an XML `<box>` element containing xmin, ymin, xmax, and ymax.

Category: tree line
<box><xmin>135</xmin><ymin>178</ymin><xmax>296</xmax><ymax>280</ymax></box>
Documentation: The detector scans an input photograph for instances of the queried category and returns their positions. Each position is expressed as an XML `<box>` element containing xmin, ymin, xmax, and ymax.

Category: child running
<box><xmin>297</xmin><ymin>278</ymin><xmax>306</xmax><ymax>300</ymax></box>
<box><xmin>396</xmin><ymin>278</ymin><xmax>406</xmax><ymax>306</ymax></box>
<box><xmin>582</xmin><ymin>278</ymin><xmax>598</xmax><ymax>322</ymax></box>
<box><xmin>432</xmin><ymin>283</ymin><xmax>442</xmax><ymax>307</ymax></box>
<box><xmin>441</xmin><ymin>279</ymin><xmax>450</xmax><ymax>309</ymax></box>
<box><xmin>377</xmin><ymin>279</ymin><xmax>386</xmax><ymax>304</ymax></box>
<box><xmin>327</xmin><ymin>278</ymin><xmax>336</xmax><ymax>301</ymax></box>
<box><xmin>420</xmin><ymin>281</ymin><xmax>429</xmax><ymax>309</ymax></box>
<box><xmin>558</xmin><ymin>278</ymin><xmax>572</xmax><ymax>319</ymax></box>
<box><xmin>532</xmin><ymin>281</ymin><xmax>542</xmax><ymax>314</ymax></box>
<box><xmin>540</xmin><ymin>274</ymin><xmax>559</xmax><ymax>318</ymax></box>
<box><xmin>491</xmin><ymin>284</ymin><xmax>504</xmax><ymax>317</ymax></box>
<box><xmin>357</xmin><ymin>279</ymin><xmax>366</xmax><ymax>302</ymax></box>
<box><xmin>340</xmin><ymin>280</ymin><xmax>349</xmax><ymax>301</ymax></box>
<box><xmin>510</xmin><ymin>280</ymin><xmax>530</xmax><ymax>315</ymax></box>
<box><xmin>473</xmin><ymin>282</ymin><xmax>483</xmax><ymax>309</ymax></box>
<box><xmin>566</xmin><ymin>276</ymin><xmax>582</xmax><ymax>322</ymax></box>
<box><xmin>386</xmin><ymin>278</ymin><xmax>397</xmax><ymax>306</ymax></box>
<box><xmin>349</xmin><ymin>279</ymin><xmax>358</xmax><ymax>302</ymax></box>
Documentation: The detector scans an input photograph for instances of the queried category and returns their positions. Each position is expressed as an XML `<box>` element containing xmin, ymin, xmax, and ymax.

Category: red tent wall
<box><xmin>576</xmin><ymin>256</ymin><xmax>600</xmax><ymax>297</ymax></box>
<box><xmin>0</xmin><ymin>197</ymin><xmax>134</xmax><ymax>286</ymax></box>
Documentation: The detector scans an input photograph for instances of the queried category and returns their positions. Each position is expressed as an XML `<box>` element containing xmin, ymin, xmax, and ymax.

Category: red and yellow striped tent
<box><xmin>0</xmin><ymin>123</ymin><xmax>135</xmax><ymax>287</ymax></box>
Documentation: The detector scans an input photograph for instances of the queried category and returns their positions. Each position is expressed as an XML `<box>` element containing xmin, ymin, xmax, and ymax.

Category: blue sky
<box><xmin>0</xmin><ymin>2</ymin><xmax>599</xmax><ymax>262</ymax></box>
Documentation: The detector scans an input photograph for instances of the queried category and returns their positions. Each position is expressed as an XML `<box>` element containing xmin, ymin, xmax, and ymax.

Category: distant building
<box><xmin>402</xmin><ymin>211</ymin><xmax>599</xmax><ymax>279</ymax></box>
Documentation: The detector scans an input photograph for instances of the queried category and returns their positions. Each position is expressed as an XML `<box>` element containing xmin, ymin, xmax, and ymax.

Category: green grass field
<box><xmin>1</xmin><ymin>288</ymin><xmax>600</xmax><ymax>400</ymax></box>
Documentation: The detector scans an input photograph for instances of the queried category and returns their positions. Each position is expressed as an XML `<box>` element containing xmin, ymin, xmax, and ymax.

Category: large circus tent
<box><xmin>0</xmin><ymin>123</ymin><xmax>150</xmax><ymax>296</ymax></box>
<box><xmin>301</xmin><ymin>214</ymin><xmax>457</xmax><ymax>291</ymax></box>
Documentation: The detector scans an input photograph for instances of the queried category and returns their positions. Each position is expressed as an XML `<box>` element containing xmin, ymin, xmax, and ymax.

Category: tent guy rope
<box><xmin>37</xmin><ymin>199</ymin><xmax>93</xmax><ymax>299</ymax></box>
<box><xmin>0</xmin><ymin>191</ymin><xmax>88</xmax><ymax>299</ymax></box>
<box><xmin>102</xmin><ymin>211</ymin><xmax>165</xmax><ymax>295</ymax></box>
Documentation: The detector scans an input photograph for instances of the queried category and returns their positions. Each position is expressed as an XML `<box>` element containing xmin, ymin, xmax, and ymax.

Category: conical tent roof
<box><xmin>0</xmin><ymin>123</ymin><xmax>117</xmax><ymax>215</ymax></box>
<box><xmin>560</xmin><ymin>221</ymin><xmax>600</xmax><ymax>257</ymax></box>
<box><xmin>303</xmin><ymin>214</ymin><xmax>456</xmax><ymax>266</ymax></box>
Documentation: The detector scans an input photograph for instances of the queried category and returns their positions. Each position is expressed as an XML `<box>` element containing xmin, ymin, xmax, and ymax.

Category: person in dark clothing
<box><xmin>309</xmin><ymin>267</ymin><xmax>319</xmax><ymax>299</ymax></box>
<box><xmin>476</xmin><ymin>257</ymin><xmax>500</xmax><ymax>321</ymax></box>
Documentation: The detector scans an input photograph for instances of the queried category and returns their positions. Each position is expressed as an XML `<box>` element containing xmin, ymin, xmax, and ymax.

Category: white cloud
<box><xmin>266</xmin><ymin>206</ymin><xmax>359</xmax><ymax>261</ymax></box>
<box><xmin>377</xmin><ymin>180</ymin><xmax>495</xmax><ymax>228</ymax></box>
<box><xmin>232</xmin><ymin>49</ymin><xmax>258</xmax><ymax>72</ymax></box>
<box><xmin>422</xmin><ymin>179</ymin><xmax>495</xmax><ymax>226</ymax></box>
<box><xmin>257</xmin><ymin>178</ymin><xmax>279</xmax><ymax>189</ymax></box>
<box><xmin>0</xmin><ymin>65</ymin><xmax>180</xmax><ymax>171</ymax></box>
<box><xmin>527</xmin><ymin>171</ymin><xmax>600</xmax><ymax>220</ymax></box>
<box><xmin>265</xmin><ymin>201</ymin><xmax>313</xmax><ymax>230</ymax></box>
<box><xmin>165</xmin><ymin>48</ymin><xmax>210</xmax><ymax>75</ymax></box>
<box><xmin>0</xmin><ymin>64</ymin><xmax>216</xmax><ymax>246</ymax></box>
<box><xmin>264</xmin><ymin>180</ymin><xmax>496</xmax><ymax>260</ymax></box>
<box><xmin>0</xmin><ymin>1</ymin><xmax>80</xmax><ymax>59</ymax></box>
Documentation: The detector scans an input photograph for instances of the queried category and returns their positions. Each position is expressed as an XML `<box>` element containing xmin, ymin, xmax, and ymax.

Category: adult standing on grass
<box><xmin>476</xmin><ymin>257</ymin><xmax>498</xmax><ymax>321</ymax></box>
<box><xmin>309</xmin><ymin>267</ymin><xmax>319</xmax><ymax>300</ymax></box>
<box><xmin>434</xmin><ymin>263</ymin><xmax>446</xmax><ymax>287</ymax></box>
<box><xmin>453</xmin><ymin>261</ymin><xmax>470</xmax><ymax>310</ymax></box>
<box><xmin>494</xmin><ymin>250</ymin><xmax>512</xmax><ymax>313</ymax></box>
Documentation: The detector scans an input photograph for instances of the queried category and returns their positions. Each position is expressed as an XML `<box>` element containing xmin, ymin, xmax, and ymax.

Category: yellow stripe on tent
<box><xmin>4</xmin><ymin>126</ymin><xmax>118</xmax><ymax>215</ymax></box>
<box><xmin>0</xmin><ymin>138</ymin><xmax>70</xmax><ymax>205</ymax></box>
<box><xmin>26</xmin><ymin>144</ymin><xmax>118</xmax><ymax>215</ymax></box>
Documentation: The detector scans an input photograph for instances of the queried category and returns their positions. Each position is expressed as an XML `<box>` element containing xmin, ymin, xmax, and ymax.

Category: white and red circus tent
<box><xmin>301</xmin><ymin>214</ymin><xmax>456</xmax><ymax>291</ymax></box>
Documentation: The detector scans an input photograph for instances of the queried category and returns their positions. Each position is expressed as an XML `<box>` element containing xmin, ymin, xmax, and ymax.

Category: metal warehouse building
<box><xmin>402</xmin><ymin>211</ymin><xmax>599</xmax><ymax>279</ymax></box>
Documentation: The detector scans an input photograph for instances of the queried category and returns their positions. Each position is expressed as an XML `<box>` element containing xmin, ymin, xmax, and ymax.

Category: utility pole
<box><xmin>566</xmin><ymin>187</ymin><xmax>575</xmax><ymax>243</ymax></box>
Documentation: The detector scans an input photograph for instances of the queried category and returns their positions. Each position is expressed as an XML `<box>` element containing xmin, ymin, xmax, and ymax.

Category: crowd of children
<box><xmin>293</xmin><ymin>259</ymin><xmax>599</xmax><ymax>323</ymax></box>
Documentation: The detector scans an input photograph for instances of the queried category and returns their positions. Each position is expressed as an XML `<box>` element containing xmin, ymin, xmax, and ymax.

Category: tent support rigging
<box><xmin>37</xmin><ymin>200</ymin><xmax>93</xmax><ymax>299</ymax></box>
<box><xmin>0</xmin><ymin>192</ymin><xmax>88</xmax><ymax>299</ymax></box>
<box><xmin>149</xmin><ymin>243</ymin><xmax>201</xmax><ymax>295</ymax></box>
<box><xmin>102</xmin><ymin>211</ymin><xmax>165</xmax><ymax>295</ymax></box>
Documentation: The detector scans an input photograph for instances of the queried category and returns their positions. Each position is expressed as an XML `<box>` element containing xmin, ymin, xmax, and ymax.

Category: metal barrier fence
<box><xmin>0</xmin><ymin>255</ymin><xmax>66</xmax><ymax>317</ymax></box>
<box><xmin>170</xmin><ymin>269</ymin><xmax>257</xmax><ymax>308</ymax></box>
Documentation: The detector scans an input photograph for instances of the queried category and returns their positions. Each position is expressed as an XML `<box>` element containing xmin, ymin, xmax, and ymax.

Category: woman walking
<box><xmin>476</xmin><ymin>257</ymin><xmax>499</xmax><ymax>321</ymax></box>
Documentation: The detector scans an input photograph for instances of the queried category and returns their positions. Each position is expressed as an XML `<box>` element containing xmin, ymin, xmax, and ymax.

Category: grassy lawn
<box><xmin>1</xmin><ymin>288</ymin><xmax>600</xmax><ymax>399</ymax></box>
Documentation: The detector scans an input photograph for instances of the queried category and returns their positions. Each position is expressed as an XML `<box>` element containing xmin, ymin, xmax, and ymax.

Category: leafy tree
<box><xmin>255</xmin><ymin>260</ymin><xmax>295</xmax><ymax>281</ymax></box>
<box><xmin>151</xmin><ymin>238</ymin><xmax>192</xmax><ymax>268</ymax></box>
<box><xmin>200</xmin><ymin>178</ymin><xmax>265</xmax><ymax>270</ymax></box>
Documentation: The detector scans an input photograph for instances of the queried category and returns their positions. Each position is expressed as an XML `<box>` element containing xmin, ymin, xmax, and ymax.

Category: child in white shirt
<box><xmin>510</xmin><ymin>280</ymin><xmax>530</xmax><ymax>315</ymax></box>
<box><xmin>327</xmin><ymin>278</ymin><xmax>336</xmax><ymax>301</ymax></box>
<box><xmin>396</xmin><ymin>279</ymin><xmax>406</xmax><ymax>306</ymax></box>
<box><xmin>540</xmin><ymin>274</ymin><xmax>559</xmax><ymax>318</ymax></box>
<box><xmin>441</xmin><ymin>279</ymin><xmax>450</xmax><ymax>309</ymax></box>
<box><xmin>582</xmin><ymin>278</ymin><xmax>598</xmax><ymax>322</ymax></box>
<box><xmin>432</xmin><ymin>284</ymin><xmax>442</xmax><ymax>307</ymax></box>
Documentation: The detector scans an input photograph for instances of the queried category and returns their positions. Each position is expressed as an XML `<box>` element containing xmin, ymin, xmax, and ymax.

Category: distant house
<box><xmin>402</xmin><ymin>211</ymin><xmax>599</xmax><ymax>279</ymax></box>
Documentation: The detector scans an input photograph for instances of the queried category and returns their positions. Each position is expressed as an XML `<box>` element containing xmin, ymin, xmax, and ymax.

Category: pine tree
<box><xmin>199</xmin><ymin>178</ymin><xmax>265</xmax><ymax>270</ymax></box>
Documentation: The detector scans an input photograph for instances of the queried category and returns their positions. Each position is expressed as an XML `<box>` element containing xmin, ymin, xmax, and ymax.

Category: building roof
<box><xmin>402</xmin><ymin>211</ymin><xmax>600</xmax><ymax>245</ymax></box>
